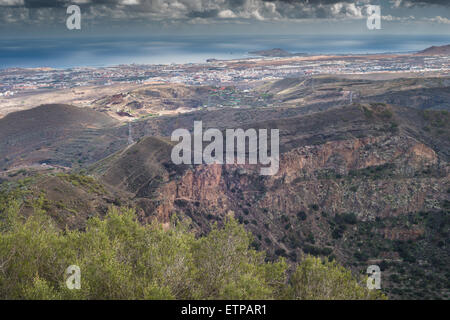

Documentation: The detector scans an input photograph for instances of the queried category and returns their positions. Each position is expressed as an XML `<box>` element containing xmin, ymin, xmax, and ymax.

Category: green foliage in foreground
<box><xmin>0</xmin><ymin>202</ymin><xmax>385</xmax><ymax>300</ymax></box>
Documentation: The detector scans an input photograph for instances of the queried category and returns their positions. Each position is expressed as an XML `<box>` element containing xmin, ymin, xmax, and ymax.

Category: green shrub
<box><xmin>288</xmin><ymin>256</ymin><xmax>386</xmax><ymax>300</ymax></box>
<box><xmin>297</xmin><ymin>211</ymin><xmax>307</xmax><ymax>221</ymax></box>
<box><xmin>0</xmin><ymin>200</ymin><xmax>385</xmax><ymax>300</ymax></box>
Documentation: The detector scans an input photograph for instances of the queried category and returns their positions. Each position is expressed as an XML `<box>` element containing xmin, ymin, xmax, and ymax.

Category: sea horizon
<box><xmin>1</xmin><ymin>34</ymin><xmax>450</xmax><ymax>70</ymax></box>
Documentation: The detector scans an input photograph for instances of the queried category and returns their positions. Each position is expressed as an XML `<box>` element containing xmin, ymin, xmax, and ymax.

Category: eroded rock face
<box><xmin>380</xmin><ymin>227</ymin><xmax>425</xmax><ymax>241</ymax></box>
<box><xmin>145</xmin><ymin>134</ymin><xmax>445</xmax><ymax>225</ymax></box>
<box><xmin>279</xmin><ymin>135</ymin><xmax>438</xmax><ymax>180</ymax></box>
<box><xmin>95</xmin><ymin>107</ymin><xmax>449</xmax><ymax>299</ymax></box>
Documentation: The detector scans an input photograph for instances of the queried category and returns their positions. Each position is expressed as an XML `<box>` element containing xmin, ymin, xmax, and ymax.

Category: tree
<box><xmin>0</xmin><ymin>197</ymin><xmax>385</xmax><ymax>300</ymax></box>
<box><xmin>288</xmin><ymin>255</ymin><xmax>386</xmax><ymax>300</ymax></box>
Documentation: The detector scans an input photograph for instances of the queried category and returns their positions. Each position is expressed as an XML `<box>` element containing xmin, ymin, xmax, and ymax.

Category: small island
<box><xmin>249</xmin><ymin>48</ymin><xmax>306</xmax><ymax>57</ymax></box>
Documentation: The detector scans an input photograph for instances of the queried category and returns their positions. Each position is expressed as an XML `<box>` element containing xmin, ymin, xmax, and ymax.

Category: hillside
<box><xmin>0</xmin><ymin>81</ymin><xmax>448</xmax><ymax>300</ymax></box>
<box><xmin>0</xmin><ymin>104</ymin><xmax>125</xmax><ymax>170</ymax></box>
<box><xmin>258</xmin><ymin>76</ymin><xmax>450</xmax><ymax>111</ymax></box>
<box><xmin>249</xmin><ymin>48</ymin><xmax>294</xmax><ymax>57</ymax></box>
<box><xmin>88</xmin><ymin>103</ymin><xmax>449</xmax><ymax>299</ymax></box>
<box><xmin>249</xmin><ymin>48</ymin><xmax>307</xmax><ymax>57</ymax></box>
<box><xmin>417</xmin><ymin>44</ymin><xmax>450</xmax><ymax>55</ymax></box>
<box><xmin>0</xmin><ymin>197</ymin><xmax>384</xmax><ymax>300</ymax></box>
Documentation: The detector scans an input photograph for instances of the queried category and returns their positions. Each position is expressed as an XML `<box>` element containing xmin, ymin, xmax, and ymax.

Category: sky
<box><xmin>0</xmin><ymin>0</ymin><xmax>449</xmax><ymax>37</ymax></box>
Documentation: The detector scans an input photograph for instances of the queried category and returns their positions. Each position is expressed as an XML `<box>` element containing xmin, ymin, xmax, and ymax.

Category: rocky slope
<box><xmin>0</xmin><ymin>92</ymin><xmax>448</xmax><ymax>299</ymax></box>
<box><xmin>88</xmin><ymin>103</ymin><xmax>449</xmax><ymax>299</ymax></box>
<box><xmin>0</xmin><ymin>104</ymin><xmax>123</xmax><ymax>170</ymax></box>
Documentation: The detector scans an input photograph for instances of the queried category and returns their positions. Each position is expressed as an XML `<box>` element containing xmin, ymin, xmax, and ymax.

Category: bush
<box><xmin>0</xmin><ymin>200</ymin><xmax>386</xmax><ymax>300</ymax></box>
<box><xmin>288</xmin><ymin>256</ymin><xmax>386</xmax><ymax>300</ymax></box>
<box><xmin>332</xmin><ymin>225</ymin><xmax>346</xmax><ymax>239</ymax></box>
<box><xmin>303</xmin><ymin>245</ymin><xmax>332</xmax><ymax>257</ymax></box>
<box><xmin>0</xmin><ymin>205</ymin><xmax>286</xmax><ymax>300</ymax></box>
<box><xmin>335</xmin><ymin>212</ymin><xmax>358</xmax><ymax>225</ymax></box>
<box><xmin>297</xmin><ymin>211</ymin><xmax>307</xmax><ymax>221</ymax></box>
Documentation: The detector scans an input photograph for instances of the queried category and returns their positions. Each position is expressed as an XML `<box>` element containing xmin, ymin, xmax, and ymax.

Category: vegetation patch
<box><xmin>0</xmin><ymin>200</ymin><xmax>385</xmax><ymax>300</ymax></box>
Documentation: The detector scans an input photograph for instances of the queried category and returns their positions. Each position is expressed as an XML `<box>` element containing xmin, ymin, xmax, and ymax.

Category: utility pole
<box><xmin>128</xmin><ymin>121</ymin><xmax>134</xmax><ymax>145</ymax></box>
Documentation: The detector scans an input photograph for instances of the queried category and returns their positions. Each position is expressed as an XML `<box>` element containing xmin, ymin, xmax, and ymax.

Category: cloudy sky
<box><xmin>1</xmin><ymin>0</ymin><xmax>449</xmax><ymax>36</ymax></box>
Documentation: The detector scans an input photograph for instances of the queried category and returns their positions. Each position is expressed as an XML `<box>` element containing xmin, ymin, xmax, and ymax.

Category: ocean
<box><xmin>1</xmin><ymin>34</ymin><xmax>450</xmax><ymax>69</ymax></box>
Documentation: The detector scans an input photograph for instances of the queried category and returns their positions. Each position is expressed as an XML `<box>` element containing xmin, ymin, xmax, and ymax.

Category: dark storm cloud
<box><xmin>1</xmin><ymin>0</ymin><xmax>449</xmax><ymax>9</ymax></box>
<box><xmin>0</xmin><ymin>0</ymin><xmax>73</xmax><ymax>8</ymax></box>
<box><xmin>263</xmin><ymin>0</ymin><xmax>348</xmax><ymax>3</ymax></box>
<box><xmin>23</xmin><ymin>0</ymin><xmax>65</xmax><ymax>8</ymax></box>
<box><xmin>0</xmin><ymin>0</ymin><xmax>448</xmax><ymax>27</ymax></box>
<box><xmin>188</xmin><ymin>9</ymin><xmax>220</xmax><ymax>18</ymax></box>
<box><xmin>0</xmin><ymin>0</ymin><xmax>138</xmax><ymax>8</ymax></box>
<box><xmin>392</xmin><ymin>0</ymin><xmax>450</xmax><ymax>6</ymax></box>
<box><xmin>266</xmin><ymin>0</ymin><xmax>449</xmax><ymax>4</ymax></box>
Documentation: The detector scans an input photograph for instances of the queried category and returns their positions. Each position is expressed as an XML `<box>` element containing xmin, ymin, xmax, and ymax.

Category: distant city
<box><xmin>1</xmin><ymin>52</ymin><xmax>449</xmax><ymax>97</ymax></box>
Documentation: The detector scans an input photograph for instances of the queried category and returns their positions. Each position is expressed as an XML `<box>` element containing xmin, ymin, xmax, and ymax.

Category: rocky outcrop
<box><xmin>140</xmin><ymin>134</ymin><xmax>446</xmax><ymax>224</ymax></box>
<box><xmin>93</xmin><ymin>104</ymin><xmax>449</xmax><ymax>300</ymax></box>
